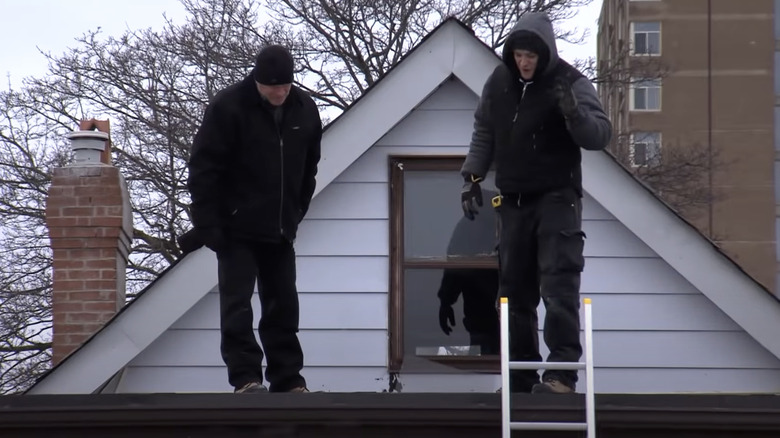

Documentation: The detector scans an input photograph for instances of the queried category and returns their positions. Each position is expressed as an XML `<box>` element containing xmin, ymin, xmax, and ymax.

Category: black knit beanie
<box><xmin>252</xmin><ymin>45</ymin><xmax>294</xmax><ymax>85</ymax></box>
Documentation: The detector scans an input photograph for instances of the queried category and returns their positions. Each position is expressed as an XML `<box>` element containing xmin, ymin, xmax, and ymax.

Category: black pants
<box><xmin>497</xmin><ymin>187</ymin><xmax>585</xmax><ymax>392</ymax></box>
<box><xmin>216</xmin><ymin>239</ymin><xmax>306</xmax><ymax>392</ymax></box>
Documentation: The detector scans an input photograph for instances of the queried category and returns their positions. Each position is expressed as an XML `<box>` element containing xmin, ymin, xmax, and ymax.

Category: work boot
<box><xmin>531</xmin><ymin>379</ymin><xmax>574</xmax><ymax>394</ymax></box>
<box><xmin>288</xmin><ymin>386</ymin><xmax>310</xmax><ymax>393</ymax></box>
<box><xmin>234</xmin><ymin>381</ymin><xmax>268</xmax><ymax>394</ymax></box>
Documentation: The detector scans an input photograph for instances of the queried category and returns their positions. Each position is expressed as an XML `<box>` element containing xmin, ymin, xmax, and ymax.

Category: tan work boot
<box><xmin>531</xmin><ymin>379</ymin><xmax>574</xmax><ymax>394</ymax></box>
<box><xmin>288</xmin><ymin>386</ymin><xmax>310</xmax><ymax>393</ymax></box>
<box><xmin>234</xmin><ymin>381</ymin><xmax>268</xmax><ymax>394</ymax></box>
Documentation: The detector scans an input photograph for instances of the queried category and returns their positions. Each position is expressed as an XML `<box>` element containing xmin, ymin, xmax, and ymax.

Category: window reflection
<box><xmin>403</xmin><ymin>171</ymin><xmax>498</xmax><ymax>259</ymax></box>
<box><xmin>404</xmin><ymin>267</ymin><xmax>499</xmax><ymax>372</ymax></box>
<box><xmin>398</xmin><ymin>165</ymin><xmax>501</xmax><ymax>372</ymax></box>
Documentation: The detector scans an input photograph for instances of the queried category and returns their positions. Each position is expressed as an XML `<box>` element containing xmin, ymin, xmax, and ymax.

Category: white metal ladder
<box><xmin>499</xmin><ymin>297</ymin><xmax>595</xmax><ymax>437</ymax></box>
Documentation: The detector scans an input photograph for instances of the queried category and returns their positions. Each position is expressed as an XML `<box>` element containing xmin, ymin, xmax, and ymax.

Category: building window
<box><xmin>389</xmin><ymin>156</ymin><xmax>500</xmax><ymax>373</ymax></box>
<box><xmin>630</xmin><ymin>132</ymin><xmax>662</xmax><ymax>167</ymax></box>
<box><xmin>630</xmin><ymin>79</ymin><xmax>661</xmax><ymax>111</ymax></box>
<box><xmin>631</xmin><ymin>22</ymin><xmax>661</xmax><ymax>55</ymax></box>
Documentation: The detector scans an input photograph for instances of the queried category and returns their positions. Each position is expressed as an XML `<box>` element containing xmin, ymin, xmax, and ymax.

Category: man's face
<box><xmin>513</xmin><ymin>49</ymin><xmax>539</xmax><ymax>81</ymax></box>
<box><xmin>256</xmin><ymin>82</ymin><xmax>292</xmax><ymax>106</ymax></box>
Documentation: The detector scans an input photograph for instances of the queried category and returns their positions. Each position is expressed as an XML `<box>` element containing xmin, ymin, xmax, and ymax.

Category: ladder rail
<box><xmin>584</xmin><ymin>298</ymin><xmax>596</xmax><ymax>438</ymax></box>
<box><xmin>499</xmin><ymin>297</ymin><xmax>595</xmax><ymax>438</ymax></box>
<box><xmin>500</xmin><ymin>296</ymin><xmax>511</xmax><ymax>438</ymax></box>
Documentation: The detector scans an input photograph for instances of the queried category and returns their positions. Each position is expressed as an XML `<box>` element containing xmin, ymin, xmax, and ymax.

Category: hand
<box><xmin>553</xmin><ymin>79</ymin><xmax>578</xmax><ymax>119</ymax></box>
<box><xmin>461</xmin><ymin>175</ymin><xmax>483</xmax><ymax>220</ymax></box>
<box><xmin>439</xmin><ymin>303</ymin><xmax>456</xmax><ymax>335</ymax></box>
<box><xmin>199</xmin><ymin>227</ymin><xmax>227</xmax><ymax>253</ymax></box>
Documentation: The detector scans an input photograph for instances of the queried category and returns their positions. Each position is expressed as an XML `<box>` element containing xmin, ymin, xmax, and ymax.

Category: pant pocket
<box><xmin>539</xmin><ymin>229</ymin><xmax>586</xmax><ymax>274</ymax></box>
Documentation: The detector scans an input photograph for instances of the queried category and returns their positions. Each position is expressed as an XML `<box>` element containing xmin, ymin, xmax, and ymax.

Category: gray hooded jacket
<box><xmin>461</xmin><ymin>12</ymin><xmax>612</xmax><ymax>196</ymax></box>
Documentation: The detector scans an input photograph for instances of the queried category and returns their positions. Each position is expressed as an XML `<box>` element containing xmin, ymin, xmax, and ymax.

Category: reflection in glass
<box><xmin>404</xmin><ymin>268</ymin><xmax>499</xmax><ymax>371</ymax></box>
<box><xmin>401</xmin><ymin>178</ymin><xmax>500</xmax><ymax>372</ymax></box>
<box><xmin>436</xmin><ymin>267</ymin><xmax>499</xmax><ymax>355</ymax></box>
<box><xmin>403</xmin><ymin>171</ymin><xmax>497</xmax><ymax>259</ymax></box>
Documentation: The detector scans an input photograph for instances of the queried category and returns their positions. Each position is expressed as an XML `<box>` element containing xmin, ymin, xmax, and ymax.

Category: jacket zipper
<box><xmin>513</xmin><ymin>79</ymin><xmax>537</xmax><ymax>150</ymax></box>
<box><xmin>278</xmin><ymin>129</ymin><xmax>284</xmax><ymax>237</ymax></box>
<box><xmin>513</xmin><ymin>79</ymin><xmax>532</xmax><ymax>122</ymax></box>
<box><xmin>520</xmin><ymin>80</ymin><xmax>531</xmax><ymax>100</ymax></box>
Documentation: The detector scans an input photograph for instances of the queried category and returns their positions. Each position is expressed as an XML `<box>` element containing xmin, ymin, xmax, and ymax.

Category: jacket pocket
<box><xmin>228</xmin><ymin>195</ymin><xmax>277</xmax><ymax>232</ymax></box>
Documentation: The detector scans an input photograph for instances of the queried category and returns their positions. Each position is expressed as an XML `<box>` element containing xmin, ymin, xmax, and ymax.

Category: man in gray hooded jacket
<box><xmin>460</xmin><ymin>12</ymin><xmax>612</xmax><ymax>394</ymax></box>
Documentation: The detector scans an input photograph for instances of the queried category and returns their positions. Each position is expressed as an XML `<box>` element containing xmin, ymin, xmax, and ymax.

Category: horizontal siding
<box><xmin>296</xmin><ymin>219</ymin><xmax>388</xmax><ymax>256</ymax></box>
<box><xmin>296</xmin><ymin>217</ymin><xmax>655</xmax><ymax>259</ymax></box>
<box><xmin>146</xmin><ymin>325</ymin><xmax>778</xmax><ymax>372</ymax></box>
<box><xmin>172</xmin><ymin>292</ymin><xmax>388</xmax><ymax>330</ymax></box>
<box><xmin>375</xmin><ymin>109</ymin><xmax>475</xmax><ymax>146</ymax></box>
<box><xmin>118</xmin><ymin>366</ymin><xmax>780</xmax><ymax>394</ymax></box>
<box><xmin>305</xmin><ymin>182</ymin><xmax>388</xmax><ymax>220</ymax></box>
<box><xmin>397</xmin><ymin>368</ymin><xmax>780</xmax><ymax>394</ymax></box>
<box><xmin>582</xmin><ymin>193</ymin><xmax>613</xmax><ymax>220</ymax></box>
<box><xmin>117</xmin><ymin>366</ymin><xmax>389</xmax><ymax>393</ymax></box>
<box><xmin>593</xmin><ymin>368</ymin><xmax>780</xmax><ymax>393</ymax></box>
<box><xmin>195</xmin><ymin>254</ymin><xmax>699</xmax><ymax>296</ymax></box>
<box><xmin>131</xmin><ymin>329</ymin><xmax>387</xmax><ymax>367</ymax></box>
<box><xmin>580</xmin><ymin>258</ymin><xmax>700</xmax><ymax>294</ymax></box>
<box><xmin>581</xmin><ymin>294</ymin><xmax>740</xmax><ymax>330</ymax></box>
<box><xmin>589</xmin><ymin>331</ymin><xmax>780</xmax><ymax>369</ymax></box>
<box><xmin>416</xmin><ymin>77</ymin><xmax>479</xmax><ymax>110</ymax></box>
<box><xmin>296</xmin><ymin>256</ymin><xmax>388</xmax><ymax>293</ymax></box>
<box><xmin>582</xmin><ymin>220</ymin><xmax>654</xmax><ymax>258</ymax></box>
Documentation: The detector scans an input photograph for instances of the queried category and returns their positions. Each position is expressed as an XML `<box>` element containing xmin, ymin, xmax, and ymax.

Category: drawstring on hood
<box><xmin>502</xmin><ymin>12</ymin><xmax>560</xmax><ymax>81</ymax></box>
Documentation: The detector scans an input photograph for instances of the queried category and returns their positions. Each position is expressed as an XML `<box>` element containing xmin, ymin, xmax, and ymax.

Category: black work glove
<box><xmin>199</xmin><ymin>227</ymin><xmax>227</xmax><ymax>253</ymax></box>
<box><xmin>177</xmin><ymin>228</ymin><xmax>204</xmax><ymax>254</ymax></box>
<box><xmin>461</xmin><ymin>175</ymin><xmax>483</xmax><ymax>220</ymax></box>
<box><xmin>439</xmin><ymin>302</ymin><xmax>456</xmax><ymax>335</ymax></box>
<box><xmin>553</xmin><ymin>79</ymin><xmax>578</xmax><ymax>119</ymax></box>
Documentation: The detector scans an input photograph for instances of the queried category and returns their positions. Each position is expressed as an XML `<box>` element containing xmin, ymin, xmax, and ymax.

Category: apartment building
<box><xmin>597</xmin><ymin>0</ymin><xmax>778</xmax><ymax>293</ymax></box>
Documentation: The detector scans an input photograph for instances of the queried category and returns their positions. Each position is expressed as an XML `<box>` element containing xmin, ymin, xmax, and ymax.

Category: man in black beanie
<box><xmin>187</xmin><ymin>44</ymin><xmax>322</xmax><ymax>394</ymax></box>
<box><xmin>461</xmin><ymin>12</ymin><xmax>612</xmax><ymax>394</ymax></box>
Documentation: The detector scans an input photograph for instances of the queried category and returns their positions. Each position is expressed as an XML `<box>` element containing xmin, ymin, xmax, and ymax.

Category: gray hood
<box><xmin>501</xmin><ymin>12</ymin><xmax>559</xmax><ymax>78</ymax></box>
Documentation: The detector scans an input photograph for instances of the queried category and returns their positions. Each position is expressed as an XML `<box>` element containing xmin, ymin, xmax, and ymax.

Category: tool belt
<box><xmin>491</xmin><ymin>191</ymin><xmax>550</xmax><ymax>208</ymax></box>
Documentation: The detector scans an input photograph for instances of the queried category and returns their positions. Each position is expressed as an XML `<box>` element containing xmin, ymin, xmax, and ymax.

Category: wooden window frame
<box><xmin>388</xmin><ymin>155</ymin><xmax>499</xmax><ymax>373</ymax></box>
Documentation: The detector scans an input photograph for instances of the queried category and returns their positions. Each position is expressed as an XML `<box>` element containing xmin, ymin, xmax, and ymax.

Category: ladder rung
<box><xmin>510</xmin><ymin>422</ymin><xmax>588</xmax><ymax>431</ymax></box>
<box><xmin>508</xmin><ymin>361</ymin><xmax>586</xmax><ymax>370</ymax></box>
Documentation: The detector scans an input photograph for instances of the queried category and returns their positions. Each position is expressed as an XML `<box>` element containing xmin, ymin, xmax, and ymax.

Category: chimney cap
<box><xmin>66</xmin><ymin>130</ymin><xmax>110</xmax><ymax>142</ymax></box>
<box><xmin>65</xmin><ymin>130</ymin><xmax>110</xmax><ymax>165</ymax></box>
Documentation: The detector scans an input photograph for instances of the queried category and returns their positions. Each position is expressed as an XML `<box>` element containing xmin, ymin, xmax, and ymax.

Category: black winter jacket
<box><xmin>187</xmin><ymin>75</ymin><xmax>322</xmax><ymax>243</ymax></box>
<box><xmin>461</xmin><ymin>12</ymin><xmax>612</xmax><ymax>197</ymax></box>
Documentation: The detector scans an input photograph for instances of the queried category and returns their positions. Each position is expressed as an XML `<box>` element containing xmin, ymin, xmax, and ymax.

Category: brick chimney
<box><xmin>45</xmin><ymin>120</ymin><xmax>133</xmax><ymax>365</ymax></box>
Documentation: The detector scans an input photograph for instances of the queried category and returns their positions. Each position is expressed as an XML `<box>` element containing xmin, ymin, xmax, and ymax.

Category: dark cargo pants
<box><xmin>497</xmin><ymin>187</ymin><xmax>585</xmax><ymax>392</ymax></box>
<box><xmin>216</xmin><ymin>239</ymin><xmax>306</xmax><ymax>392</ymax></box>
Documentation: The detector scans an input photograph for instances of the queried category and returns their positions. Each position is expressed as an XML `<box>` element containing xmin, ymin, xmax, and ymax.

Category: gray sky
<box><xmin>0</xmin><ymin>0</ymin><xmax>603</xmax><ymax>90</ymax></box>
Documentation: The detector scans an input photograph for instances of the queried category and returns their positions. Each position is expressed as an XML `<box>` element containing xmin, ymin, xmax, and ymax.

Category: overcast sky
<box><xmin>0</xmin><ymin>0</ymin><xmax>603</xmax><ymax>91</ymax></box>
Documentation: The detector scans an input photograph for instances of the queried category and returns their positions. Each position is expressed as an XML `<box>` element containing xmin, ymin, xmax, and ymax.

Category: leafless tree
<box><xmin>587</xmin><ymin>37</ymin><xmax>727</xmax><ymax>218</ymax></box>
<box><xmin>608</xmin><ymin>133</ymin><xmax>727</xmax><ymax>217</ymax></box>
<box><xmin>0</xmin><ymin>0</ymin><xmax>594</xmax><ymax>393</ymax></box>
<box><xmin>258</xmin><ymin>0</ymin><xmax>592</xmax><ymax>113</ymax></box>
